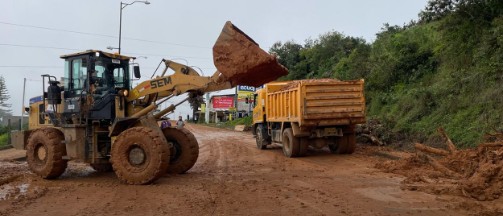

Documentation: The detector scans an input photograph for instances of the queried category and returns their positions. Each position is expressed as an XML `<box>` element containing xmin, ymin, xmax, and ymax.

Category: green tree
<box><xmin>332</xmin><ymin>44</ymin><xmax>371</xmax><ymax>80</ymax></box>
<box><xmin>0</xmin><ymin>75</ymin><xmax>12</xmax><ymax>117</ymax></box>
<box><xmin>420</xmin><ymin>0</ymin><xmax>503</xmax><ymax>23</ymax></box>
<box><xmin>269</xmin><ymin>41</ymin><xmax>305</xmax><ymax>80</ymax></box>
<box><xmin>301</xmin><ymin>32</ymin><xmax>367</xmax><ymax>78</ymax></box>
<box><xmin>188</xmin><ymin>92</ymin><xmax>204</xmax><ymax>121</ymax></box>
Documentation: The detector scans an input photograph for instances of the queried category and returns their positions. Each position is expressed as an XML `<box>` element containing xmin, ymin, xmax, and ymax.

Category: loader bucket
<box><xmin>213</xmin><ymin>21</ymin><xmax>288</xmax><ymax>87</ymax></box>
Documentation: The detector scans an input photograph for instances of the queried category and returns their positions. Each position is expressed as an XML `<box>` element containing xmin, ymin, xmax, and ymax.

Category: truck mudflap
<box><xmin>213</xmin><ymin>21</ymin><xmax>288</xmax><ymax>87</ymax></box>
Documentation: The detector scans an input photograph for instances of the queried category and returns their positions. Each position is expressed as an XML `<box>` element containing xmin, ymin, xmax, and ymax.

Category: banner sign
<box><xmin>237</xmin><ymin>85</ymin><xmax>256</xmax><ymax>101</ymax></box>
<box><xmin>212</xmin><ymin>96</ymin><xmax>234</xmax><ymax>109</ymax></box>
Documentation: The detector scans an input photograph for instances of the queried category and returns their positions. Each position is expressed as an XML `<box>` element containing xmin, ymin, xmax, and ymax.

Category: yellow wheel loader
<box><xmin>11</xmin><ymin>21</ymin><xmax>287</xmax><ymax>184</ymax></box>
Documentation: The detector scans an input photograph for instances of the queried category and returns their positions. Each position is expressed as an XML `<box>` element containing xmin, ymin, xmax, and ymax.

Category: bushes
<box><xmin>0</xmin><ymin>133</ymin><xmax>8</xmax><ymax>147</ymax></box>
<box><xmin>222</xmin><ymin>116</ymin><xmax>253</xmax><ymax>127</ymax></box>
<box><xmin>269</xmin><ymin>0</ymin><xmax>503</xmax><ymax>147</ymax></box>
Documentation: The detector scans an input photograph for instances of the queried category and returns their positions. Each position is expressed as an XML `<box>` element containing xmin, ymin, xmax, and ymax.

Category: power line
<box><xmin>0</xmin><ymin>21</ymin><xmax>210</xmax><ymax>49</ymax></box>
<box><xmin>0</xmin><ymin>66</ymin><xmax>61</xmax><ymax>68</ymax></box>
<box><xmin>127</xmin><ymin>52</ymin><xmax>211</xmax><ymax>60</ymax></box>
<box><xmin>0</xmin><ymin>43</ymin><xmax>212</xmax><ymax>60</ymax></box>
<box><xmin>0</xmin><ymin>43</ymin><xmax>80</xmax><ymax>51</ymax></box>
<box><xmin>0</xmin><ymin>65</ymin><xmax>217</xmax><ymax>70</ymax></box>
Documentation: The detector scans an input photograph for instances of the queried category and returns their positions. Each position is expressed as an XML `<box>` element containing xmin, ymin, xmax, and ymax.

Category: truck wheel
<box><xmin>162</xmin><ymin>127</ymin><xmax>199</xmax><ymax>174</ymax></box>
<box><xmin>344</xmin><ymin>132</ymin><xmax>356</xmax><ymax>154</ymax></box>
<box><xmin>282</xmin><ymin>128</ymin><xmax>300</xmax><ymax>158</ymax></box>
<box><xmin>255</xmin><ymin>124</ymin><xmax>268</xmax><ymax>150</ymax></box>
<box><xmin>91</xmin><ymin>163</ymin><xmax>113</xmax><ymax>172</ymax></box>
<box><xmin>298</xmin><ymin>138</ymin><xmax>309</xmax><ymax>157</ymax></box>
<box><xmin>26</xmin><ymin>128</ymin><xmax>67</xmax><ymax>179</ymax></box>
<box><xmin>111</xmin><ymin>127</ymin><xmax>170</xmax><ymax>184</ymax></box>
<box><xmin>330</xmin><ymin>133</ymin><xmax>356</xmax><ymax>154</ymax></box>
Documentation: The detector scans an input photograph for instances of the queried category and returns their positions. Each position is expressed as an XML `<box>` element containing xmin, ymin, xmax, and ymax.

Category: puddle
<box><xmin>0</xmin><ymin>183</ymin><xmax>31</xmax><ymax>200</ymax></box>
<box><xmin>60</xmin><ymin>162</ymin><xmax>97</xmax><ymax>178</ymax></box>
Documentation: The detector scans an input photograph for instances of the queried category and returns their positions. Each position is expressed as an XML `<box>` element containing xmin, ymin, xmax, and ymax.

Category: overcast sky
<box><xmin>0</xmin><ymin>0</ymin><xmax>427</xmax><ymax>117</ymax></box>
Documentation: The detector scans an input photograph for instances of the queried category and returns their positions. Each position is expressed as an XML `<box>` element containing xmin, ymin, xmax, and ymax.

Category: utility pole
<box><xmin>205</xmin><ymin>93</ymin><xmax>210</xmax><ymax>124</ymax></box>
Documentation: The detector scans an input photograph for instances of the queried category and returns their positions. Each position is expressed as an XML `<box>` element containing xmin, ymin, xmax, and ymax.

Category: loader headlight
<box><xmin>119</xmin><ymin>89</ymin><xmax>129</xmax><ymax>97</ymax></box>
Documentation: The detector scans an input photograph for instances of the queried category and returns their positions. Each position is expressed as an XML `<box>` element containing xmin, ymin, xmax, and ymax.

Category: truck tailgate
<box><xmin>302</xmin><ymin>79</ymin><xmax>365</xmax><ymax>126</ymax></box>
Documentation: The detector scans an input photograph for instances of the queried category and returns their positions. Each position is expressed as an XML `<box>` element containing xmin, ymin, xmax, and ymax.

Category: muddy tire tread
<box><xmin>255</xmin><ymin>124</ymin><xmax>268</xmax><ymax>150</ymax></box>
<box><xmin>162</xmin><ymin>127</ymin><xmax>199</xmax><ymax>174</ymax></box>
<box><xmin>111</xmin><ymin>127</ymin><xmax>169</xmax><ymax>185</ymax></box>
<box><xmin>282</xmin><ymin>128</ymin><xmax>300</xmax><ymax>158</ymax></box>
<box><xmin>26</xmin><ymin>128</ymin><xmax>67</xmax><ymax>179</ymax></box>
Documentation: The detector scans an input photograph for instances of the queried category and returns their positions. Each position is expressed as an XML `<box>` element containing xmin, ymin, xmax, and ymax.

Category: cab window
<box><xmin>71</xmin><ymin>58</ymin><xmax>87</xmax><ymax>94</ymax></box>
<box><xmin>113</xmin><ymin>67</ymin><xmax>126</xmax><ymax>88</ymax></box>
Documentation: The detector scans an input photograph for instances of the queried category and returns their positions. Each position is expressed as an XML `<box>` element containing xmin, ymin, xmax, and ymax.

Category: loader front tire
<box><xmin>162</xmin><ymin>127</ymin><xmax>199</xmax><ymax>174</ymax></box>
<box><xmin>282</xmin><ymin>128</ymin><xmax>300</xmax><ymax>158</ymax></box>
<box><xmin>111</xmin><ymin>127</ymin><xmax>169</xmax><ymax>184</ymax></box>
<box><xmin>26</xmin><ymin>128</ymin><xmax>67</xmax><ymax>179</ymax></box>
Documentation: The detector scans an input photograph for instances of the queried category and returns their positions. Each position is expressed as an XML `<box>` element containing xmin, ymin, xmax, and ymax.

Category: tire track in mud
<box><xmin>187</xmin><ymin>125</ymin><xmax>336</xmax><ymax>215</ymax></box>
<box><xmin>0</xmin><ymin>124</ymin><xmax>481</xmax><ymax>216</ymax></box>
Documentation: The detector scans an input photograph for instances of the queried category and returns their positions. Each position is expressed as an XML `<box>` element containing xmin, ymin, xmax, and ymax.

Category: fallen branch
<box><xmin>360</xmin><ymin>133</ymin><xmax>384</xmax><ymax>146</ymax></box>
<box><xmin>477</xmin><ymin>142</ymin><xmax>503</xmax><ymax>148</ymax></box>
<box><xmin>418</xmin><ymin>153</ymin><xmax>461</xmax><ymax>178</ymax></box>
<box><xmin>438</xmin><ymin>127</ymin><xmax>457</xmax><ymax>153</ymax></box>
<box><xmin>414</xmin><ymin>143</ymin><xmax>450</xmax><ymax>156</ymax></box>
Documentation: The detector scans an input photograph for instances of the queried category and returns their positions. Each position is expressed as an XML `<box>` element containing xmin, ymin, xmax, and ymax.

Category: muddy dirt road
<box><xmin>0</xmin><ymin>124</ymin><xmax>500</xmax><ymax>215</ymax></box>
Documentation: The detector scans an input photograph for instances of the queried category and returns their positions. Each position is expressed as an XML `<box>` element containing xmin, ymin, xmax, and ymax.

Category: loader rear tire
<box><xmin>255</xmin><ymin>124</ymin><xmax>268</xmax><ymax>150</ymax></box>
<box><xmin>111</xmin><ymin>127</ymin><xmax>169</xmax><ymax>185</ymax></box>
<box><xmin>282</xmin><ymin>128</ymin><xmax>300</xmax><ymax>158</ymax></box>
<box><xmin>162</xmin><ymin>127</ymin><xmax>199</xmax><ymax>174</ymax></box>
<box><xmin>26</xmin><ymin>128</ymin><xmax>67</xmax><ymax>179</ymax></box>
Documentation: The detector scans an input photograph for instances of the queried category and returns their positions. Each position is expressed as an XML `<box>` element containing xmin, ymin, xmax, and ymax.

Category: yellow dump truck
<box><xmin>252</xmin><ymin>79</ymin><xmax>366</xmax><ymax>157</ymax></box>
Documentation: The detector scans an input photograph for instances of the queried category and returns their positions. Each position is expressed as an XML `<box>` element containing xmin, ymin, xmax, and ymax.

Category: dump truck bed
<box><xmin>265</xmin><ymin>79</ymin><xmax>366</xmax><ymax>127</ymax></box>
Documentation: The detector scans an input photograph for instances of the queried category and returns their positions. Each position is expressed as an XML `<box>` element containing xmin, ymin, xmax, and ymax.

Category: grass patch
<box><xmin>199</xmin><ymin>116</ymin><xmax>253</xmax><ymax>130</ymax></box>
<box><xmin>0</xmin><ymin>133</ymin><xmax>9</xmax><ymax>147</ymax></box>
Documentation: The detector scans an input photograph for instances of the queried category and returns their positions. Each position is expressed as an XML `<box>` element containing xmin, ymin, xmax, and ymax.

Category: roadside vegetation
<box><xmin>222</xmin><ymin>116</ymin><xmax>253</xmax><ymax>127</ymax></box>
<box><xmin>203</xmin><ymin>116</ymin><xmax>253</xmax><ymax>130</ymax></box>
<box><xmin>0</xmin><ymin>75</ymin><xmax>12</xmax><ymax>148</ymax></box>
<box><xmin>0</xmin><ymin>126</ymin><xmax>10</xmax><ymax>147</ymax></box>
<box><xmin>270</xmin><ymin>0</ymin><xmax>503</xmax><ymax>147</ymax></box>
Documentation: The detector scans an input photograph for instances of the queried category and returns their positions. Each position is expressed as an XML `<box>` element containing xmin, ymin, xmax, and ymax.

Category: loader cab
<box><xmin>59</xmin><ymin>50</ymin><xmax>136</xmax><ymax>123</ymax></box>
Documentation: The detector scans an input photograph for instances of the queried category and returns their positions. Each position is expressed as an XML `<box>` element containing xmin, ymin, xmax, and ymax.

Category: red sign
<box><xmin>212</xmin><ymin>96</ymin><xmax>234</xmax><ymax>109</ymax></box>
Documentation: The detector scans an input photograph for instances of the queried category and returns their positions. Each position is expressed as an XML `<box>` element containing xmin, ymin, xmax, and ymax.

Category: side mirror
<box><xmin>133</xmin><ymin>66</ymin><xmax>141</xmax><ymax>79</ymax></box>
<box><xmin>245</xmin><ymin>97</ymin><xmax>249</xmax><ymax>104</ymax></box>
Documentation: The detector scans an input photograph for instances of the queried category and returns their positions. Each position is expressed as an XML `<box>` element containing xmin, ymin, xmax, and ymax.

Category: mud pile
<box><xmin>213</xmin><ymin>21</ymin><xmax>288</xmax><ymax>87</ymax></box>
<box><xmin>377</xmin><ymin>131</ymin><xmax>503</xmax><ymax>201</ymax></box>
<box><xmin>277</xmin><ymin>78</ymin><xmax>340</xmax><ymax>91</ymax></box>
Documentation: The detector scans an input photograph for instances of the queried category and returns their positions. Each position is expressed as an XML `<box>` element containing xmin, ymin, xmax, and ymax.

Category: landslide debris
<box><xmin>377</xmin><ymin>129</ymin><xmax>503</xmax><ymax>202</ymax></box>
